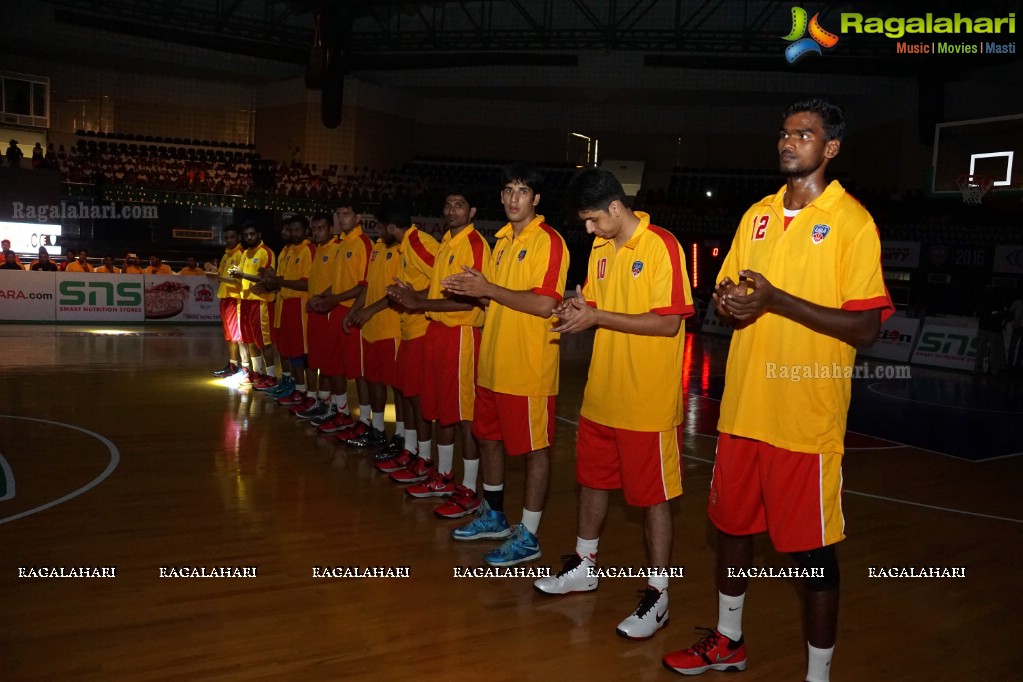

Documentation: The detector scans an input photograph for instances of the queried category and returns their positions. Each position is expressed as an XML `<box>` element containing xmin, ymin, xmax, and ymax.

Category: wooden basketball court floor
<box><xmin>0</xmin><ymin>323</ymin><xmax>1020</xmax><ymax>681</ymax></box>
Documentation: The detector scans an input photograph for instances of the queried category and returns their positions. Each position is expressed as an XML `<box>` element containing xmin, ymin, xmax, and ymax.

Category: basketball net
<box><xmin>956</xmin><ymin>174</ymin><xmax>994</xmax><ymax>205</ymax></box>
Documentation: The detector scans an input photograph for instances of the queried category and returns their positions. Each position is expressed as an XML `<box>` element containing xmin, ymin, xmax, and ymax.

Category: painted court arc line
<box><xmin>0</xmin><ymin>453</ymin><xmax>15</xmax><ymax>501</ymax></box>
<box><xmin>554</xmin><ymin>415</ymin><xmax>1022</xmax><ymax>525</ymax></box>
<box><xmin>0</xmin><ymin>416</ymin><xmax>120</xmax><ymax>526</ymax></box>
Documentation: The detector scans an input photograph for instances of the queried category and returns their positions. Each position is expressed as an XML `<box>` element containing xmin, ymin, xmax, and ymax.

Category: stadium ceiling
<box><xmin>43</xmin><ymin>0</ymin><xmax>1021</xmax><ymax>74</ymax></box>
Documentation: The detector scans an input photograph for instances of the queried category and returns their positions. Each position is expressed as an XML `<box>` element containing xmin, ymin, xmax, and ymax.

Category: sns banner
<box><xmin>56</xmin><ymin>273</ymin><xmax>145</xmax><ymax>321</ymax></box>
<box><xmin>143</xmin><ymin>275</ymin><xmax>219</xmax><ymax>322</ymax></box>
<box><xmin>0</xmin><ymin>270</ymin><xmax>57</xmax><ymax>321</ymax></box>
<box><xmin>910</xmin><ymin>322</ymin><xmax>978</xmax><ymax>371</ymax></box>
<box><xmin>857</xmin><ymin>314</ymin><xmax>921</xmax><ymax>362</ymax></box>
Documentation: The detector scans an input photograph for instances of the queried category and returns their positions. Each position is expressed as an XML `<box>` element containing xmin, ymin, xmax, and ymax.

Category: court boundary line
<box><xmin>0</xmin><ymin>453</ymin><xmax>15</xmax><ymax>501</ymax></box>
<box><xmin>0</xmin><ymin>416</ymin><xmax>120</xmax><ymax>525</ymax></box>
<box><xmin>554</xmin><ymin>415</ymin><xmax>1023</xmax><ymax>524</ymax></box>
<box><xmin>866</xmin><ymin>381</ymin><xmax>1023</xmax><ymax>416</ymax></box>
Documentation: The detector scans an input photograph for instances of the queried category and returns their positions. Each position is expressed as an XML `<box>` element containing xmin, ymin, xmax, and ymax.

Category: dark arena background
<box><xmin>1</xmin><ymin>1</ymin><xmax>1021</xmax><ymax>680</ymax></box>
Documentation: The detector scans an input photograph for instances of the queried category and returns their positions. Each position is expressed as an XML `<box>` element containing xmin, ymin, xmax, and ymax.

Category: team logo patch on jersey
<box><xmin>631</xmin><ymin>261</ymin><xmax>644</xmax><ymax>277</ymax></box>
<box><xmin>346</xmin><ymin>251</ymin><xmax>353</xmax><ymax>258</ymax></box>
<box><xmin>517</xmin><ymin>249</ymin><xmax>527</xmax><ymax>262</ymax></box>
<box><xmin>448</xmin><ymin>254</ymin><xmax>455</xmax><ymax>265</ymax></box>
<box><xmin>386</xmin><ymin>252</ymin><xmax>393</xmax><ymax>260</ymax></box>
<box><xmin>322</xmin><ymin>255</ymin><xmax>329</xmax><ymax>262</ymax></box>
<box><xmin>811</xmin><ymin>224</ymin><xmax>831</xmax><ymax>244</ymax></box>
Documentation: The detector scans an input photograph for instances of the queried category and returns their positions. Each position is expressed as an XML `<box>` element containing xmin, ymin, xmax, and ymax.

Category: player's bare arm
<box><xmin>312</xmin><ymin>283</ymin><xmax>365</xmax><ymax>313</ymax></box>
<box><xmin>722</xmin><ymin>269</ymin><xmax>881</xmax><ymax>347</ymax></box>
<box><xmin>443</xmin><ymin>266</ymin><xmax>556</xmax><ymax>318</ymax></box>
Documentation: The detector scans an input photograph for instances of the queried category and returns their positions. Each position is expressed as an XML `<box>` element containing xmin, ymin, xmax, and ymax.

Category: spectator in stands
<box><xmin>30</xmin><ymin>247</ymin><xmax>58</xmax><ymax>271</ymax></box>
<box><xmin>59</xmin><ymin>248</ymin><xmax>78</xmax><ymax>271</ymax></box>
<box><xmin>178</xmin><ymin>256</ymin><xmax>205</xmax><ymax>276</ymax></box>
<box><xmin>66</xmin><ymin>248</ymin><xmax>94</xmax><ymax>273</ymax></box>
<box><xmin>1008</xmin><ymin>295</ymin><xmax>1023</xmax><ymax>371</ymax></box>
<box><xmin>45</xmin><ymin>143</ymin><xmax>57</xmax><ymax>167</ymax></box>
<box><xmin>31</xmin><ymin>143</ymin><xmax>43</xmax><ymax>169</ymax></box>
<box><xmin>146</xmin><ymin>255</ymin><xmax>173</xmax><ymax>275</ymax></box>
<box><xmin>123</xmin><ymin>253</ymin><xmax>143</xmax><ymax>274</ymax></box>
<box><xmin>0</xmin><ymin>239</ymin><xmax>20</xmax><ymax>265</ymax></box>
<box><xmin>5</xmin><ymin>140</ymin><xmax>23</xmax><ymax>168</ymax></box>
<box><xmin>1</xmin><ymin>250</ymin><xmax>22</xmax><ymax>270</ymax></box>
<box><xmin>974</xmin><ymin>287</ymin><xmax>1007</xmax><ymax>375</ymax></box>
<box><xmin>95</xmin><ymin>255</ymin><xmax>121</xmax><ymax>274</ymax></box>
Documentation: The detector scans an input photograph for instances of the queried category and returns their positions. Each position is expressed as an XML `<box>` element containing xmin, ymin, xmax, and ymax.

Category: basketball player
<box><xmin>373</xmin><ymin>203</ymin><xmax>438</xmax><ymax>481</ymax></box>
<box><xmin>534</xmin><ymin>168</ymin><xmax>694</xmax><ymax>640</ymax></box>
<box><xmin>443</xmin><ymin>164</ymin><xmax>568</xmax><ymax>567</ymax></box>
<box><xmin>662</xmin><ymin>99</ymin><xmax>893</xmax><ymax>682</ymax></box>
<box><xmin>262</xmin><ymin>215</ymin><xmax>315</xmax><ymax>400</ymax></box>
<box><xmin>386</xmin><ymin>189</ymin><xmax>491</xmax><ymax>518</ymax></box>
<box><xmin>207</xmin><ymin>225</ymin><xmax>244</xmax><ymax>378</ymax></box>
<box><xmin>229</xmin><ymin>222</ymin><xmax>277</xmax><ymax>385</ymax></box>
<box><xmin>307</xmin><ymin>202</ymin><xmax>372</xmax><ymax>425</ymax></box>
<box><xmin>343</xmin><ymin>212</ymin><xmax>405</xmax><ymax>451</ymax></box>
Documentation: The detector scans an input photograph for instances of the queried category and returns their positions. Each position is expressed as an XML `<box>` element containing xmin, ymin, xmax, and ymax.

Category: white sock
<box><xmin>576</xmin><ymin>537</ymin><xmax>598</xmax><ymax>562</ymax></box>
<box><xmin>266</xmin><ymin>364</ymin><xmax>276</xmax><ymax>378</ymax></box>
<box><xmin>318</xmin><ymin>390</ymin><xmax>329</xmax><ymax>400</ymax></box>
<box><xmin>405</xmin><ymin>429</ymin><xmax>417</xmax><ymax>454</ymax></box>
<box><xmin>521</xmin><ymin>508</ymin><xmax>542</xmax><ymax>535</ymax></box>
<box><xmin>295</xmin><ymin>384</ymin><xmax>306</xmax><ymax>393</ymax></box>
<box><xmin>418</xmin><ymin>440</ymin><xmax>432</xmax><ymax>461</ymax></box>
<box><xmin>648</xmin><ymin>573</ymin><xmax>669</xmax><ymax>591</ymax></box>
<box><xmin>371</xmin><ymin>411</ymin><xmax>384</xmax><ymax>432</ymax></box>
<box><xmin>395</xmin><ymin>420</ymin><xmax>404</xmax><ymax>436</ymax></box>
<box><xmin>241</xmin><ymin>361</ymin><xmax>251</xmax><ymax>370</ymax></box>
<box><xmin>437</xmin><ymin>443</ymin><xmax>454</xmax><ymax>475</ymax></box>
<box><xmin>359</xmin><ymin>404</ymin><xmax>371</xmax><ymax>425</ymax></box>
<box><xmin>282</xmin><ymin>371</ymin><xmax>292</xmax><ymax>378</ymax></box>
<box><xmin>462</xmin><ymin>458</ymin><xmax>479</xmax><ymax>491</ymax></box>
<box><xmin>717</xmin><ymin>592</ymin><xmax>745</xmax><ymax>642</ymax></box>
<box><xmin>806</xmin><ymin>643</ymin><xmax>834</xmax><ymax>682</ymax></box>
<box><xmin>333</xmin><ymin>393</ymin><xmax>349</xmax><ymax>413</ymax></box>
<box><xmin>252</xmin><ymin>356</ymin><xmax>264</xmax><ymax>373</ymax></box>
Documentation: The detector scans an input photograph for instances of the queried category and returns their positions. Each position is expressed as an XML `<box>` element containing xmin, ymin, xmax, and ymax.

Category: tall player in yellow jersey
<box><xmin>386</xmin><ymin>189</ymin><xmax>491</xmax><ymax>517</ymax></box>
<box><xmin>535</xmin><ymin>168</ymin><xmax>694</xmax><ymax>641</ymax></box>
<box><xmin>230</xmin><ymin>222</ymin><xmax>277</xmax><ymax>385</ymax></box>
<box><xmin>444</xmin><ymin>165</ymin><xmax>568</xmax><ymax>567</ymax></box>
<box><xmin>664</xmin><ymin>99</ymin><xmax>893</xmax><ymax>682</ymax></box>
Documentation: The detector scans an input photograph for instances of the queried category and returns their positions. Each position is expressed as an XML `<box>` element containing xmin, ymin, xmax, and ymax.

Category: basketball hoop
<box><xmin>956</xmin><ymin>174</ymin><xmax>994</xmax><ymax>205</ymax></box>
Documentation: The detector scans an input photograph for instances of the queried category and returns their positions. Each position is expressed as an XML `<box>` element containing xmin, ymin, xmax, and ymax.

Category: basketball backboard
<box><xmin>932</xmin><ymin>113</ymin><xmax>1023</xmax><ymax>196</ymax></box>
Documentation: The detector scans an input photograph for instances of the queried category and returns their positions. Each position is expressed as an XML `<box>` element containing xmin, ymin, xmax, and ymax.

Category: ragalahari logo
<box><xmin>783</xmin><ymin>7</ymin><xmax>839</xmax><ymax>63</ymax></box>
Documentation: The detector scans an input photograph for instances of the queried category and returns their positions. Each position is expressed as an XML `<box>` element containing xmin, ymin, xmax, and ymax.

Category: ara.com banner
<box><xmin>142</xmin><ymin>275</ymin><xmax>219</xmax><ymax>323</ymax></box>
<box><xmin>0</xmin><ymin>270</ymin><xmax>57</xmax><ymax>321</ymax></box>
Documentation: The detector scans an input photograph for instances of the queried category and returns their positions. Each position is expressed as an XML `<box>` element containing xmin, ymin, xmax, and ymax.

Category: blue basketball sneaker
<box><xmin>484</xmin><ymin>523</ymin><xmax>541</xmax><ymax>567</ymax></box>
<box><xmin>266</xmin><ymin>375</ymin><xmax>295</xmax><ymax>399</ymax></box>
<box><xmin>451</xmin><ymin>501</ymin><xmax>511</xmax><ymax>542</ymax></box>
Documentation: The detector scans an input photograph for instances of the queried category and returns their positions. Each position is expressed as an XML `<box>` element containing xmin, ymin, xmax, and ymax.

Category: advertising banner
<box><xmin>0</xmin><ymin>270</ymin><xmax>57</xmax><ymax>321</ymax></box>
<box><xmin>143</xmin><ymin>275</ymin><xmax>219</xmax><ymax>323</ymax></box>
<box><xmin>55</xmin><ymin>273</ymin><xmax>145</xmax><ymax>322</ymax></box>
<box><xmin>993</xmin><ymin>245</ymin><xmax>1023</xmax><ymax>274</ymax></box>
<box><xmin>857</xmin><ymin>315</ymin><xmax>920</xmax><ymax>362</ymax></box>
<box><xmin>910</xmin><ymin>322</ymin><xmax>978</xmax><ymax>371</ymax></box>
<box><xmin>700</xmin><ymin>301</ymin><xmax>733</xmax><ymax>337</ymax></box>
<box><xmin>880</xmin><ymin>240</ymin><xmax>920</xmax><ymax>269</ymax></box>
